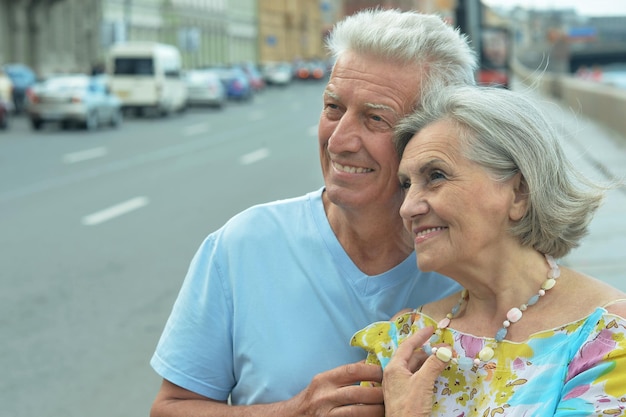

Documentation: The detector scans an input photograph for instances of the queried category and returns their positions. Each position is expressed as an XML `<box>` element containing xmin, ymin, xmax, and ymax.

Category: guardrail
<box><xmin>511</xmin><ymin>58</ymin><xmax>626</xmax><ymax>141</ymax></box>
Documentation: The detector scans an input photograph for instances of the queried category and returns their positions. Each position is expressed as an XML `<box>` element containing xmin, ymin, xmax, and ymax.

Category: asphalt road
<box><xmin>2</xmin><ymin>78</ymin><xmax>625</xmax><ymax>417</ymax></box>
<box><xmin>0</xmin><ymin>81</ymin><xmax>326</xmax><ymax>417</ymax></box>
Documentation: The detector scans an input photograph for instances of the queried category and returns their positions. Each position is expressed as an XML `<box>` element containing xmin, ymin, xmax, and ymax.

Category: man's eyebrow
<box><xmin>323</xmin><ymin>90</ymin><xmax>399</xmax><ymax>117</ymax></box>
<box><xmin>365</xmin><ymin>102</ymin><xmax>398</xmax><ymax>116</ymax></box>
<box><xmin>323</xmin><ymin>89</ymin><xmax>340</xmax><ymax>101</ymax></box>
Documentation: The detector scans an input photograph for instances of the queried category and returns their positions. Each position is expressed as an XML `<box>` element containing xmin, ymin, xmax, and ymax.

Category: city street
<box><xmin>1</xmin><ymin>79</ymin><xmax>625</xmax><ymax>417</ymax></box>
<box><xmin>0</xmin><ymin>81</ymin><xmax>326</xmax><ymax>417</ymax></box>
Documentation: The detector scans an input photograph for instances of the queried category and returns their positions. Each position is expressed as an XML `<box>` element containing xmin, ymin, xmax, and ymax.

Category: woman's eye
<box><xmin>429</xmin><ymin>170</ymin><xmax>446</xmax><ymax>181</ymax></box>
<box><xmin>399</xmin><ymin>180</ymin><xmax>411</xmax><ymax>190</ymax></box>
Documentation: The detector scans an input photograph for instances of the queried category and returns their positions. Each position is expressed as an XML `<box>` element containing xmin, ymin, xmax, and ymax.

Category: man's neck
<box><xmin>323</xmin><ymin>195</ymin><xmax>413</xmax><ymax>276</ymax></box>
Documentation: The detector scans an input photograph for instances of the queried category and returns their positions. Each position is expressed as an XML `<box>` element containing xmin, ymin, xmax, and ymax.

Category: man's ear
<box><xmin>509</xmin><ymin>172</ymin><xmax>529</xmax><ymax>222</ymax></box>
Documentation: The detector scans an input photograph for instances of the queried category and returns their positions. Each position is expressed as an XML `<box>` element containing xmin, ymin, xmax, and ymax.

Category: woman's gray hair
<box><xmin>394</xmin><ymin>85</ymin><xmax>608</xmax><ymax>258</ymax></box>
<box><xmin>325</xmin><ymin>8</ymin><xmax>477</xmax><ymax>98</ymax></box>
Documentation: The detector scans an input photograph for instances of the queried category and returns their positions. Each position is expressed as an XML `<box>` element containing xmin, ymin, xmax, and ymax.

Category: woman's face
<box><xmin>398</xmin><ymin>119</ymin><xmax>524</xmax><ymax>275</ymax></box>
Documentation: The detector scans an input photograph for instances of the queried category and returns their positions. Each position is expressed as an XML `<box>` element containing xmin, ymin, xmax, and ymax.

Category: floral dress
<box><xmin>351</xmin><ymin>306</ymin><xmax>626</xmax><ymax>416</ymax></box>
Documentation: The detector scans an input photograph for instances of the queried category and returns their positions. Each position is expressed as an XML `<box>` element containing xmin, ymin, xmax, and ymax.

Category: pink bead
<box><xmin>506</xmin><ymin>307</ymin><xmax>523</xmax><ymax>323</ymax></box>
<box><xmin>438</xmin><ymin>317</ymin><xmax>451</xmax><ymax>329</ymax></box>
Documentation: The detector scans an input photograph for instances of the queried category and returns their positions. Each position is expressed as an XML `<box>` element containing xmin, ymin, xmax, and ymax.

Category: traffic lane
<box><xmin>0</xmin><ymin>93</ymin><xmax>323</xmax><ymax>417</ymax></box>
<box><xmin>0</xmin><ymin>83</ymin><xmax>324</xmax><ymax>204</ymax></box>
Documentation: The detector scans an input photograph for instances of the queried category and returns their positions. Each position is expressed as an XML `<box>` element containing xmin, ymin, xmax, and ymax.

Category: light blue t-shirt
<box><xmin>150</xmin><ymin>187</ymin><xmax>460</xmax><ymax>404</ymax></box>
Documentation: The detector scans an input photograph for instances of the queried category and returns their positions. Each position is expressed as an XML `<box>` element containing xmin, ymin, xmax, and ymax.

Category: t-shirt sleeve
<box><xmin>150</xmin><ymin>233</ymin><xmax>234</xmax><ymax>401</ymax></box>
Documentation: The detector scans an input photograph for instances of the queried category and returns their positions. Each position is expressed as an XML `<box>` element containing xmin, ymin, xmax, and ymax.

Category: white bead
<box><xmin>503</xmin><ymin>320</ymin><xmax>511</xmax><ymax>328</ymax></box>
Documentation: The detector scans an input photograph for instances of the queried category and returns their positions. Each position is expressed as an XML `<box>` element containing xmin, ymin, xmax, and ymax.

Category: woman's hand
<box><xmin>382</xmin><ymin>326</ymin><xmax>449</xmax><ymax>417</ymax></box>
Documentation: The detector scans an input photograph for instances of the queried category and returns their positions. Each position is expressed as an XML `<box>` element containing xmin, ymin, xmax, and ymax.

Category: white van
<box><xmin>107</xmin><ymin>42</ymin><xmax>187</xmax><ymax>116</ymax></box>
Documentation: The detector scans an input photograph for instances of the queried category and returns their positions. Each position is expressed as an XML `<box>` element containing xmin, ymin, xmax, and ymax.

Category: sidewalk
<box><xmin>520</xmin><ymin>85</ymin><xmax>626</xmax><ymax>291</ymax></box>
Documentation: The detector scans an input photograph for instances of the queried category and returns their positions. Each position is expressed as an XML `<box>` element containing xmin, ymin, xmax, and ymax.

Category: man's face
<box><xmin>319</xmin><ymin>51</ymin><xmax>422</xmax><ymax>212</ymax></box>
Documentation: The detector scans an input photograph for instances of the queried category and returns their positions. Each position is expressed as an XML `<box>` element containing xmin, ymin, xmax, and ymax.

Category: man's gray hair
<box><xmin>326</xmin><ymin>8</ymin><xmax>477</xmax><ymax>98</ymax></box>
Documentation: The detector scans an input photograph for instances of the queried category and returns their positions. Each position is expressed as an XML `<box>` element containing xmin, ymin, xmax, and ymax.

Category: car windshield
<box><xmin>114</xmin><ymin>57</ymin><xmax>154</xmax><ymax>75</ymax></box>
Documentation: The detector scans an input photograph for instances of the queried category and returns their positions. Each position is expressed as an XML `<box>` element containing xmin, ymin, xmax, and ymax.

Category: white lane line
<box><xmin>249</xmin><ymin>110</ymin><xmax>264</xmax><ymax>121</ymax></box>
<box><xmin>81</xmin><ymin>196</ymin><xmax>149</xmax><ymax>226</ymax></box>
<box><xmin>63</xmin><ymin>147</ymin><xmax>108</xmax><ymax>164</ymax></box>
<box><xmin>239</xmin><ymin>148</ymin><xmax>270</xmax><ymax>165</ymax></box>
<box><xmin>183</xmin><ymin>123</ymin><xmax>211</xmax><ymax>136</ymax></box>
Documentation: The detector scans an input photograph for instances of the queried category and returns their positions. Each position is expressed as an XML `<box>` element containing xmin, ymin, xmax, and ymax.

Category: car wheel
<box><xmin>31</xmin><ymin>119</ymin><xmax>43</xmax><ymax>130</ymax></box>
<box><xmin>110</xmin><ymin>110</ymin><xmax>123</xmax><ymax>127</ymax></box>
<box><xmin>84</xmin><ymin>111</ymin><xmax>98</xmax><ymax>130</ymax></box>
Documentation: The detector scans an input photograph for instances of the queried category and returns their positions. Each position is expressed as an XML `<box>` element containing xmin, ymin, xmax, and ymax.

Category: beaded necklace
<box><xmin>423</xmin><ymin>253</ymin><xmax>561</xmax><ymax>371</ymax></box>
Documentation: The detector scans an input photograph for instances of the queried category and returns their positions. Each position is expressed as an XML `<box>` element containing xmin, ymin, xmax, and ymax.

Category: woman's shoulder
<box><xmin>559</xmin><ymin>269</ymin><xmax>626</xmax><ymax>317</ymax></box>
<box><xmin>603</xmin><ymin>299</ymin><xmax>626</xmax><ymax>319</ymax></box>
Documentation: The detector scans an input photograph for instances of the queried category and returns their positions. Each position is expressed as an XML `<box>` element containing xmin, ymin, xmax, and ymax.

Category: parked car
<box><xmin>211</xmin><ymin>66</ymin><xmax>252</xmax><ymax>101</ymax></box>
<box><xmin>0</xmin><ymin>98</ymin><xmax>9</xmax><ymax>130</ymax></box>
<box><xmin>294</xmin><ymin>60</ymin><xmax>327</xmax><ymax>81</ymax></box>
<box><xmin>3</xmin><ymin>63</ymin><xmax>37</xmax><ymax>114</ymax></box>
<box><xmin>260</xmin><ymin>61</ymin><xmax>293</xmax><ymax>86</ymax></box>
<box><xmin>26</xmin><ymin>74</ymin><xmax>123</xmax><ymax>131</ymax></box>
<box><xmin>240</xmin><ymin>62</ymin><xmax>265</xmax><ymax>92</ymax></box>
<box><xmin>0</xmin><ymin>68</ymin><xmax>14</xmax><ymax>114</ymax></box>
<box><xmin>184</xmin><ymin>69</ymin><xmax>226</xmax><ymax>108</ymax></box>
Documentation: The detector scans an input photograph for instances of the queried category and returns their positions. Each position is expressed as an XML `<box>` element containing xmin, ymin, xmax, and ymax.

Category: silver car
<box><xmin>184</xmin><ymin>69</ymin><xmax>226</xmax><ymax>108</ymax></box>
<box><xmin>27</xmin><ymin>74</ymin><xmax>123</xmax><ymax>130</ymax></box>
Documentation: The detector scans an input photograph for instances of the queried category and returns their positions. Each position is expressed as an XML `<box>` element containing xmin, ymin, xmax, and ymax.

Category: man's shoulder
<box><xmin>234</xmin><ymin>188</ymin><xmax>322</xmax><ymax>219</ymax></box>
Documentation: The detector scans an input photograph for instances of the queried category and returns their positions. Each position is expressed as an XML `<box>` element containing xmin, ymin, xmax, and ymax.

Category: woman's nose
<box><xmin>400</xmin><ymin>188</ymin><xmax>429</xmax><ymax>220</ymax></box>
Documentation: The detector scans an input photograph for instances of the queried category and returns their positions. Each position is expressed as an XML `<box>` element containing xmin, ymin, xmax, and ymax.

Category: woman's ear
<box><xmin>509</xmin><ymin>172</ymin><xmax>529</xmax><ymax>222</ymax></box>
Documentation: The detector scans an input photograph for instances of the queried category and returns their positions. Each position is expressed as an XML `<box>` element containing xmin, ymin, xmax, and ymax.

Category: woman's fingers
<box><xmin>393</xmin><ymin>326</ymin><xmax>434</xmax><ymax>365</ymax></box>
<box><xmin>382</xmin><ymin>326</ymin><xmax>449</xmax><ymax>417</ymax></box>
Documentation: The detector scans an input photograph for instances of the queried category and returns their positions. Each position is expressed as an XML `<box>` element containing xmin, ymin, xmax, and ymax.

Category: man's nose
<box><xmin>327</xmin><ymin>112</ymin><xmax>362</xmax><ymax>154</ymax></box>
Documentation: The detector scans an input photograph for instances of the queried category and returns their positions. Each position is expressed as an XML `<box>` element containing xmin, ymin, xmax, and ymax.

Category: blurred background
<box><xmin>1</xmin><ymin>1</ymin><xmax>625</xmax><ymax>416</ymax></box>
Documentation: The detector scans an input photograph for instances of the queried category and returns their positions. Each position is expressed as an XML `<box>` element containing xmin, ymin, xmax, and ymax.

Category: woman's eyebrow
<box><xmin>419</xmin><ymin>159</ymin><xmax>444</xmax><ymax>174</ymax></box>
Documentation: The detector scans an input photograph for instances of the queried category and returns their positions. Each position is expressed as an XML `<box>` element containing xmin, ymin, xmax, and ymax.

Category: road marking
<box><xmin>63</xmin><ymin>147</ymin><xmax>108</xmax><ymax>164</ymax></box>
<box><xmin>239</xmin><ymin>148</ymin><xmax>270</xmax><ymax>165</ymax></box>
<box><xmin>249</xmin><ymin>110</ymin><xmax>264</xmax><ymax>121</ymax></box>
<box><xmin>184</xmin><ymin>123</ymin><xmax>210</xmax><ymax>136</ymax></box>
<box><xmin>81</xmin><ymin>196</ymin><xmax>149</xmax><ymax>226</ymax></box>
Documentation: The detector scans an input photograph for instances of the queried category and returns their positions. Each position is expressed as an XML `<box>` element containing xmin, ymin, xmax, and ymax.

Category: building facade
<box><xmin>0</xmin><ymin>0</ymin><xmax>335</xmax><ymax>76</ymax></box>
<box><xmin>0</xmin><ymin>0</ymin><xmax>101</xmax><ymax>75</ymax></box>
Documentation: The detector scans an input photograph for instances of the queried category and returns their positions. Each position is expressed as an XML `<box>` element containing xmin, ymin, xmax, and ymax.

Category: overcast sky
<box><xmin>482</xmin><ymin>0</ymin><xmax>626</xmax><ymax>16</ymax></box>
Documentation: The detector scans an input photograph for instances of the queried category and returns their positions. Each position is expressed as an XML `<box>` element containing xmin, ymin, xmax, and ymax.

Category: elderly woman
<box><xmin>351</xmin><ymin>86</ymin><xmax>626</xmax><ymax>416</ymax></box>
